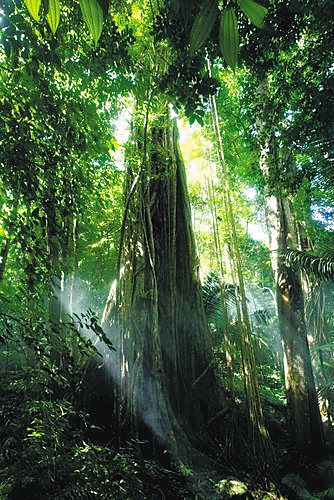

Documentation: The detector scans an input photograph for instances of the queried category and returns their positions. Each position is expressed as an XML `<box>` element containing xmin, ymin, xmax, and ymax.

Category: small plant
<box><xmin>216</xmin><ymin>477</ymin><xmax>248</xmax><ymax>497</ymax></box>
<box><xmin>177</xmin><ymin>462</ymin><xmax>194</xmax><ymax>477</ymax></box>
<box><xmin>68</xmin><ymin>308</ymin><xmax>116</xmax><ymax>354</ymax></box>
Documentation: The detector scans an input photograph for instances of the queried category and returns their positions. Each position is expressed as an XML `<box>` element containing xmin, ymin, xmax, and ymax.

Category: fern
<box><xmin>312</xmin><ymin>460</ymin><xmax>334</xmax><ymax>493</ymax></box>
<box><xmin>202</xmin><ymin>271</ymin><xmax>240</xmax><ymax>325</ymax></box>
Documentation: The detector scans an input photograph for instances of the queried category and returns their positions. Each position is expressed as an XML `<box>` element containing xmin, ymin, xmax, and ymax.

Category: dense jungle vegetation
<box><xmin>1</xmin><ymin>0</ymin><xmax>334</xmax><ymax>497</ymax></box>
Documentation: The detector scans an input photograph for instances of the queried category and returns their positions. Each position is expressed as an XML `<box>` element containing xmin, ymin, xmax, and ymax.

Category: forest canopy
<box><xmin>1</xmin><ymin>0</ymin><xmax>334</xmax><ymax>498</ymax></box>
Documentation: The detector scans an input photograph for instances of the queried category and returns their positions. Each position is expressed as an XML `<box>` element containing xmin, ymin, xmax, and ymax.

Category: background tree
<box><xmin>236</xmin><ymin>0</ymin><xmax>333</xmax><ymax>462</ymax></box>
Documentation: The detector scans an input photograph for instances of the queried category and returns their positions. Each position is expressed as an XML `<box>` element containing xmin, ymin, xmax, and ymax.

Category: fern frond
<box><xmin>202</xmin><ymin>272</ymin><xmax>239</xmax><ymax>317</ymax></box>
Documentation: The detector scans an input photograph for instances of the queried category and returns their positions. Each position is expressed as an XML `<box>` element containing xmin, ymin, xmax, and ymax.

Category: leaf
<box><xmin>219</xmin><ymin>6</ymin><xmax>239</xmax><ymax>70</ymax></box>
<box><xmin>237</xmin><ymin>0</ymin><xmax>268</xmax><ymax>28</ymax></box>
<box><xmin>189</xmin><ymin>0</ymin><xmax>219</xmax><ymax>56</ymax></box>
<box><xmin>284</xmin><ymin>249</ymin><xmax>334</xmax><ymax>281</ymax></box>
<box><xmin>79</xmin><ymin>0</ymin><xmax>104</xmax><ymax>47</ymax></box>
<box><xmin>46</xmin><ymin>0</ymin><xmax>60</xmax><ymax>34</ymax></box>
<box><xmin>23</xmin><ymin>0</ymin><xmax>42</xmax><ymax>22</ymax></box>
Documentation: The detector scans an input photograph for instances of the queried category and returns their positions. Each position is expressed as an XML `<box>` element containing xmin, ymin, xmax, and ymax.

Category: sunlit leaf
<box><xmin>23</xmin><ymin>0</ymin><xmax>42</xmax><ymax>22</ymax></box>
<box><xmin>46</xmin><ymin>0</ymin><xmax>60</xmax><ymax>34</ymax></box>
<box><xmin>79</xmin><ymin>0</ymin><xmax>104</xmax><ymax>47</ymax></box>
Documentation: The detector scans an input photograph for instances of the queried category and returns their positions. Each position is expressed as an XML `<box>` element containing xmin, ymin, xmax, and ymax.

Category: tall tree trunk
<box><xmin>103</xmin><ymin>109</ymin><xmax>225</xmax><ymax>461</ymax></box>
<box><xmin>261</xmin><ymin>132</ymin><xmax>325</xmax><ymax>462</ymax></box>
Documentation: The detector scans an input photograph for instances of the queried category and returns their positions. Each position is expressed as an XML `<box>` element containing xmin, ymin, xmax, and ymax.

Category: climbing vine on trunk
<box><xmin>103</xmin><ymin>105</ymin><xmax>225</xmax><ymax>461</ymax></box>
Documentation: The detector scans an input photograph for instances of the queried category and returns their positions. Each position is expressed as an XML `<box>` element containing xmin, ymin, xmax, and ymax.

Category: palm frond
<box><xmin>202</xmin><ymin>272</ymin><xmax>238</xmax><ymax>312</ymax></box>
<box><xmin>308</xmin><ymin>460</ymin><xmax>334</xmax><ymax>498</ymax></box>
<box><xmin>252</xmin><ymin>309</ymin><xmax>270</xmax><ymax>325</ymax></box>
<box><xmin>202</xmin><ymin>272</ymin><xmax>241</xmax><ymax>331</ymax></box>
<box><xmin>283</xmin><ymin>249</ymin><xmax>334</xmax><ymax>281</ymax></box>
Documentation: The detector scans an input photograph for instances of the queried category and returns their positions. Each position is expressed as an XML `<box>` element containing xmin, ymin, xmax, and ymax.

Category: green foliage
<box><xmin>219</xmin><ymin>6</ymin><xmax>239</xmax><ymax>70</ymax></box>
<box><xmin>0</xmin><ymin>302</ymin><xmax>115</xmax><ymax>498</ymax></box>
<box><xmin>0</xmin><ymin>0</ymin><xmax>126</xmax><ymax>312</ymax></box>
<box><xmin>202</xmin><ymin>271</ymin><xmax>285</xmax><ymax>412</ymax></box>
<box><xmin>284</xmin><ymin>249</ymin><xmax>334</xmax><ymax>281</ymax></box>
<box><xmin>21</xmin><ymin>0</ymin><xmax>105</xmax><ymax>46</ymax></box>
<box><xmin>69</xmin><ymin>309</ymin><xmax>116</xmax><ymax>353</ymax></box>
<box><xmin>202</xmin><ymin>271</ymin><xmax>239</xmax><ymax>326</ymax></box>
<box><xmin>46</xmin><ymin>0</ymin><xmax>61</xmax><ymax>34</ymax></box>
<box><xmin>0</xmin><ymin>219</ymin><xmax>144</xmax><ymax>500</ymax></box>
<box><xmin>237</xmin><ymin>0</ymin><xmax>268</xmax><ymax>28</ymax></box>
<box><xmin>20</xmin><ymin>0</ymin><xmax>268</xmax><ymax>69</ymax></box>
<box><xmin>1</xmin><ymin>0</ymin><xmax>333</xmax><ymax>488</ymax></box>
<box><xmin>282</xmin><ymin>463</ymin><xmax>334</xmax><ymax>500</ymax></box>
<box><xmin>0</xmin><ymin>367</ymin><xmax>209</xmax><ymax>499</ymax></box>
<box><xmin>282</xmin><ymin>473</ymin><xmax>318</xmax><ymax>500</ymax></box>
<box><xmin>216</xmin><ymin>477</ymin><xmax>248</xmax><ymax>496</ymax></box>
<box><xmin>0</xmin><ymin>12</ymin><xmax>128</xmax><ymax>498</ymax></box>
<box><xmin>189</xmin><ymin>0</ymin><xmax>219</xmax><ymax>57</ymax></box>
<box><xmin>79</xmin><ymin>0</ymin><xmax>104</xmax><ymax>47</ymax></box>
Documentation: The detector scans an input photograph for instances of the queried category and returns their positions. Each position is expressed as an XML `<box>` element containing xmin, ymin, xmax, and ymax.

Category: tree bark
<box><xmin>261</xmin><ymin>137</ymin><xmax>325</xmax><ymax>462</ymax></box>
<box><xmin>103</xmin><ymin>110</ymin><xmax>225</xmax><ymax>461</ymax></box>
<box><xmin>0</xmin><ymin>238</ymin><xmax>10</xmax><ymax>283</ymax></box>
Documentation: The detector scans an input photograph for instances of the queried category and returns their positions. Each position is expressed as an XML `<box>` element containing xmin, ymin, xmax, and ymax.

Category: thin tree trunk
<box><xmin>207</xmin><ymin>83</ymin><xmax>273</xmax><ymax>463</ymax></box>
<box><xmin>206</xmin><ymin>178</ymin><xmax>234</xmax><ymax>392</ymax></box>
<box><xmin>0</xmin><ymin>238</ymin><xmax>10</xmax><ymax>282</ymax></box>
<box><xmin>225</xmin><ymin>187</ymin><xmax>273</xmax><ymax>462</ymax></box>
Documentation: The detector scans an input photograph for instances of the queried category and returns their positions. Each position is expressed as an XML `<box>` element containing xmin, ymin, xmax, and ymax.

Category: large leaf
<box><xmin>219</xmin><ymin>6</ymin><xmax>239</xmax><ymax>69</ymax></box>
<box><xmin>23</xmin><ymin>0</ymin><xmax>42</xmax><ymax>21</ymax></box>
<box><xmin>189</xmin><ymin>0</ymin><xmax>219</xmax><ymax>56</ymax></box>
<box><xmin>79</xmin><ymin>0</ymin><xmax>104</xmax><ymax>47</ymax></box>
<box><xmin>237</xmin><ymin>0</ymin><xmax>268</xmax><ymax>28</ymax></box>
<box><xmin>46</xmin><ymin>0</ymin><xmax>60</xmax><ymax>34</ymax></box>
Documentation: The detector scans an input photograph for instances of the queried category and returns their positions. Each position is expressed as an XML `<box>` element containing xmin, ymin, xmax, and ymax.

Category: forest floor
<box><xmin>1</xmin><ymin>395</ymin><xmax>334</xmax><ymax>499</ymax></box>
<box><xmin>2</xmin><ymin>375</ymin><xmax>334</xmax><ymax>498</ymax></box>
<box><xmin>112</xmin><ymin>446</ymin><xmax>334</xmax><ymax>499</ymax></box>
<box><xmin>126</xmin><ymin>460</ymin><xmax>286</xmax><ymax>499</ymax></box>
